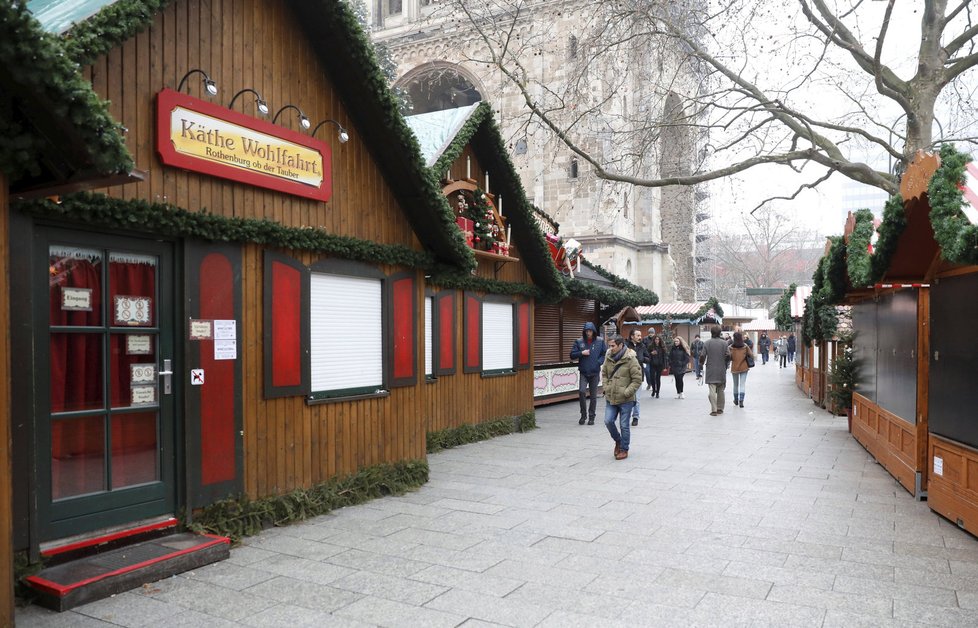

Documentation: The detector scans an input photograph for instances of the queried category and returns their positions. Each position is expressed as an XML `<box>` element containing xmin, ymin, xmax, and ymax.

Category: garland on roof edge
<box><xmin>574</xmin><ymin>258</ymin><xmax>658</xmax><ymax>307</ymax></box>
<box><xmin>15</xmin><ymin>193</ymin><xmax>559</xmax><ymax>300</ymax></box>
<box><xmin>929</xmin><ymin>144</ymin><xmax>978</xmax><ymax>265</ymax></box>
<box><xmin>845</xmin><ymin>209</ymin><xmax>875</xmax><ymax>288</ymax></box>
<box><xmin>870</xmin><ymin>193</ymin><xmax>907</xmax><ymax>281</ymax></box>
<box><xmin>774</xmin><ymin>283</ymin><xmax>796</xmax><ymax>331</ymax></box>
<box><xmin>0</xmin><ymin>1</ymin><xmax>132</xmax><ymax>180</ymax></box>
<box><xmin>638</xmin><ymin>297</ymin><xmax>723</xmax><ymax>322</ymax></box>
<box><xmin>60</xmin><ymin>0</ymin><xmax>170</xmax><ymax>66</ymax></box>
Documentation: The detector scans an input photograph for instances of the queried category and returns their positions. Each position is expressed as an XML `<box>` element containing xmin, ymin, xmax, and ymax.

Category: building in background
<box><xmin>368</xmin><ymin>0</ymin><xmax>707</xmax><ymax>301</ymax></box>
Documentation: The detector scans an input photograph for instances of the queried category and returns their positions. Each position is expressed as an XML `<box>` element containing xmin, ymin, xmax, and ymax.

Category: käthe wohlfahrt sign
<box><xmin>156</xmin><ymin>89</ymin><xmax>331</xmax><ymax>201</ymax></box>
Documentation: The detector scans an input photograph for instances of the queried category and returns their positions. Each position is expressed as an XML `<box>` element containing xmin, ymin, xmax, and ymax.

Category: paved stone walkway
<box><xmin>17</xmin><ymin>362</ymin><xmax>978</xmax><ymax>627</ymax></box>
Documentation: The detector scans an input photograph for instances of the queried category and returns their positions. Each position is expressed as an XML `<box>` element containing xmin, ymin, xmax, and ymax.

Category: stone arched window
<box><xmin>397</xmin><ymin>62</ymin><xmax>485</xmax><ymax>114</ymax></box>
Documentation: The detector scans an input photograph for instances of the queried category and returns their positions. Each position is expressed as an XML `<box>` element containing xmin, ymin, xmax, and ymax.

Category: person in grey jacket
<box><xmin>601</xmin><ymin>335</ymin><xmax>644</xmax><ymax>460</ymax></box>
<box><xmin>702</xmin><ymin>325</ymin><xmax>731</xmax><ymax>416</ymax></box>
<box><xmin>570</xmin><ymin>322</ymin><xmax>607</xmax><ymax>425</ymax></box>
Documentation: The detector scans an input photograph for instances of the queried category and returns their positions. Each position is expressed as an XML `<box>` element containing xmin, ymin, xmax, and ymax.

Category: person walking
<box><xmin>787</xmin><ymin>333</ymin><xmax>796</xmax><ymax>364</ymax></box>
<box><xmin>570</xmin><ymin>322</ymin><xmax>606</xmax><ymax>425</ymax></box>
<box><xmin>777</xmin><ymin>336</ymin><xmax>788</xmax><ymax>368</ymax></box>
<box><xmin>601</xmin><ymin>335</ymin><xmax>644</xmax><ymax>460</ymax></box>
<box><xmin>668</xmin><ymin>337</ymin><xmax>691</xmax><ymax>399</ymax></box>
<box><xmin>691</xmin><ymin>334</ymin><xmax>706</xmax><ymax>380</ymax></box>
<box><xmin>625</xmin><ymin>328</ymin><xmax>649</xmax><ymax>426</ymax></box>
<box><xmin>758</xmin><ymin>332</ymin><xmax>771</xmax><ymax>365</ymax></box>
<box><xmin>729</xmin><ymin>331</ymin><xmax>754</xmax><ymax>408</ymax></box>
<box><xmin>646</xmin><ymin>335</ymin><xmax>666</xmax><ymax>398</ymax></box>
<box><xmin>702</xmin><ymin>325</ymin><xmax>730</xmax><ymax>416</ymax></box>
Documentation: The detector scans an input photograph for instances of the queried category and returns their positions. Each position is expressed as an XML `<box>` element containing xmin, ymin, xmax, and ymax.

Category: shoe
<box><xmin>679</xmin><ymin>393</ymin><xmax>684</xmax><ymax>399</ymax></box>
<box><xmin>646</xmin><ymin>384</ymin><xmax>651</xmax><ymax>390</ymax></box>
<box><xmin>615</xmin><ymin>450</ymin><xmax>628</xmax><ymax>460</ymax></box>
<box><xmin>587</xmin><ymin>419</ymin><xmax>595</xmax><ymax>425</ymax></box>
<box><xmin>717</xmin><ymin>409</ymin><xmax>723</xmax><ymax>414</ymax></box>
<box><xmin>655</xmin><ymin>393</ymin><xmax>659</xmax><ymax>398</ymax></box>
<box><xmin>579</xmin><ymin>416</ymin><xmax>586</xmax><ymax>425</ymax></box>
<box><xmin>631</xmin><ymin>417</ymin><xmax>638</xmax><ymax>426</ymax></box>
<box><xmin>740</xmin><ymin>401</ymin><xmax>744</xmax><ymax>408</ymax></box>
<box><xmin>614</xmin><ymin>441</ymin><xmax>620</xmax><ymax>456</ymax></box>
<box><xmin>710</xmin><ymin>411</ymin><xmax>718</xmax><ymax>416</ymax></box>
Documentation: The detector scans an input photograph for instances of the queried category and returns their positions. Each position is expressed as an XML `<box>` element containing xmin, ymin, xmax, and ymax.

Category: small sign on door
<box><xmin>191</xmin><ymin>369</ymin><xmax>205</xmax><ymax>385</ymax></box>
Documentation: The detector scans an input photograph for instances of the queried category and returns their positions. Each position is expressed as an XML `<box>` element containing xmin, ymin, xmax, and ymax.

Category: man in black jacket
<box><xmin>570</xmin><ymin>322</ymin><xmax>607</xmax><ymax>425</ymax></box>
<box><xmin>625</xmin><ymin>328</ymin><xmax>649</xmax><ymax>426</ymax></box>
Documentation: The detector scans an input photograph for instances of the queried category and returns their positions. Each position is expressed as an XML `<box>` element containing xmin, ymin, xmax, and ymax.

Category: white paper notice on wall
<box><xmin>934</xmin><ymin>456</ymin><xmax>944</xmax><ymax>476</ymax></box>
<box><xmin>214</xmin><ymin>338</ymin><xmax>237</xmax><ymax>360</ymax></box>
<box><xmin>213</xmin><ymin>319</ymin><xmax>237</xmax><ymax>340</ymax></box>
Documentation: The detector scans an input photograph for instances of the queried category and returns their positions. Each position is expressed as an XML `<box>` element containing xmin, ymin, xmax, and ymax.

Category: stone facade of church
<box><xmin>370</xmin><ymin>0</ymin><xmax>705</xmax><ymax>300</ymax></box>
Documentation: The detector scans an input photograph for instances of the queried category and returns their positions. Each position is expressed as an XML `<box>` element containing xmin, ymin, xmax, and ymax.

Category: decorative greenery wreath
<box><xmin>929</xmin><ymin>144</ymin><xmax>978</xmax><ymax>265</ymax></box>
<box><xmin>774</xmin><ymin>282</ymin><xmax>796</xmax><ymax>331</ymax></box>
<box><xmin>845</xmin><ymin>209</ymin><xmax>875</xmax><ymax>288</ymax></box>
<box><xmin>870</xmin><ymin>193</ymin><xmax>907</xmax><ymax>281</ymax></box>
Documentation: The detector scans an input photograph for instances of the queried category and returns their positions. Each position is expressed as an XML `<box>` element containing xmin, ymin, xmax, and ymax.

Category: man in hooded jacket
<box><xmin>601</xmin><ymin>334</ymin><xmax>644</xmax><ymax>460</ymax></box>
<box><xmin>570</xmin><ymin>322</ymin><xmax>607</xmax><ymax>425</ymax></box>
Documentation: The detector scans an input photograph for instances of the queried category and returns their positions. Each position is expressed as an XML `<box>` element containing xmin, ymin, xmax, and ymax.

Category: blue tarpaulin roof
<box><xmin>404</xmin><ymin>103</ymin><xmax>481</xmax><ymax>168</ymax></box>
<box><xmin>26</xmin><ymin>0</ymin><xmax>117</xmax><ymax>34</ymax></box>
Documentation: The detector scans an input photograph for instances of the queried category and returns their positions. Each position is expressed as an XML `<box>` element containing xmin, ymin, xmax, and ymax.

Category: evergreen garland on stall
<box><xmin>870</xmin><ymin>193</ymin><xmax>907</xmax><ymax>282</ymax></box>
<box><xmin>426</xmin><ymin>412</ymin><xmax>537</xmax><ymax>453</ymax></box>
<box><xmin>822</xmin><ymin>235</ymin><xmax>848</xmax><ymax>304</ymax></box>
<box><xmin>929</xmin><ymin>143</ymin><xmax>978</xmax><ymax>265</ymax></box>
<box><xmin>845</xmin><ymin>209</ymin><xmax>876</xmax><ymax>288</ymax></box>
<box><xmin>60</xmin><ymin>0</ymin><xmax>170</xmax><ymax>66</ymax></box>
<box><xmin>774</xmin><ymin>283</ymin><xmax>796</xmax><ymax>331</ymax></box>
<box><xmin>16</xmin><ymin>193</ymin><xmax>562</xmax><ymax>300</ymax></box>
<box><xmin>566</xmin><ymin>258</ymin><xmax>659</xmax><ymax>308</ymax></box>
<box><xmin>0</xmin><ymin>1</ymin><xmax>132</xmax><ymax>180</ymax></box>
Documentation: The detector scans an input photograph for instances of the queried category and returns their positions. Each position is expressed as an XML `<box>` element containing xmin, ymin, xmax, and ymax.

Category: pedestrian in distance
<box><xmin>646</xmin><ymin>335</ymin><xmax>667</xmax><ymax>398</ymax></box>
<box><xmin>668</xmin><ymin>336</ymin><xmax>692</xmax><ymax>399</ymax></box>
<box><xmin>702</xmin><ymin>325</ymin><xmax>731</xmax><ymax>415</ymax></box>
<box><xmin>729</xmin><ymin>331</ymin><xmax>754</xmax><ymax>408</ymax></box>
<box><xmin>641</xmin><ymin>328</ymin><xmax>657</xmax><ymax>389</ymax></box>
<box><xmin>625</xmin><ymin>328</ymin><xmax>650</xmax><ymax>426</ymax></box>
<box><xmin>758</xmin><ymin>332</ymin><xmax>771</xmax><ymax>365</ymax></box>
<box><xmin>691</xmin><ymin>334</ymin><xmax>706</xmax><ymax>381</ymax></box>
<box><xmin>787</xmin><ymin>333</ymin><xmax>796</xmax><ymax>364</ymax></box>
<box><xmin>570</xmin><ymin>322</ymin><xmax>606</xmax><ymax>425</ymax></box>
<box><xmin>777</xmin><ymin>335</ymin><xmax>788</xmax><ymax>368</ymax></box>
<box><xmin>601</xmin><ymin>335</ymin><xmax>644</xmax><ymax>460</ymax></box>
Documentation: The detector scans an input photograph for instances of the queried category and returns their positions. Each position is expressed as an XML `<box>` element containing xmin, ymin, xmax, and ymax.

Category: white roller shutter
<box><xmin>424</xmin><ymin>296</ymin><xmax>433</xmax><ymax>377</ymax></box>
<box><xmin>482</xmin><ymin>302</ymin><xmax>514</xmax><ymax>372</ymax></box>
<box><xmin>310</xmin><ymin>273</ymin><xmax>383</xmax><ymax>394</ymax></box>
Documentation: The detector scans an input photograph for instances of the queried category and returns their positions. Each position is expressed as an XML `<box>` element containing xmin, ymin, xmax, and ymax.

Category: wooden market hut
<box><xmin>404</xmin><ymin>103</ymin><xmax>657</xmax><ymax>407</ymax></box>
<box><xmin>630</xmin><ymin>299</ymin><xmax>724</xmax><ymax>343</ymax></box>
<box><xmin>790</xmin><ymin>285</ymin><xmax>813</xmax><ymax>393</ymax></box>
<box><xmin>403</xmin><ymin>102</ymin><xmax>565</xmax><ymax>427</ymax></box>
<box><xmin>844</xmin><ymin>148</ymin><xmax>978</xmax><ymax>520</ymax></box>
<box><xmin>4</xmin><ymin>0</ymin><xmax>559</xmax><ymax>609</ymax></box>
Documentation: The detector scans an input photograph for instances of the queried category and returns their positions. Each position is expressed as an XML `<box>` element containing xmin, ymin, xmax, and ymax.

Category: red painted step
<box><xmin>25</xmin><ymin>532</ymin><xmax>230</xmax><ymax>611</ymax></box>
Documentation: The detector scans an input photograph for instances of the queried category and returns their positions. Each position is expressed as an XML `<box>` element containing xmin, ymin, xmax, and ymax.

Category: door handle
<box><xmin>159</xmin><ymin>358</ymin><xmax>173</xmax><ymax>395</ymax></box>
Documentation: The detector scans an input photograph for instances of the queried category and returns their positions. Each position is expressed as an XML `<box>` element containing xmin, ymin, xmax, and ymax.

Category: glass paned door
<box><xmin>37</xmin><ymin>231</ymin><xmax>176</xmax><ymax>541</ymax></box>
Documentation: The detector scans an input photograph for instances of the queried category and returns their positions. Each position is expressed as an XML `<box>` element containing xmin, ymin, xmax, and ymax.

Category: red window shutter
<box><xmin>263</xmin><ymin>252</ymin><xmax>309</xmax><ymax>398</ymax></box>
<box><xmin>463</xmin><ymin>292</ymin><xmax>482</xmax><ymax>373</ymax></box>
<box><xmin>516</xmin><ymin>301</ymin><xmax>531</xmax><ymax>369</ymax></box>
<box><xmin>436</xmin><ymin>290</ymin><xmax>456</xmax><ymax>375</ymax></box>
<box><xmin>389</xmin><ymin>272</ymin><xmax>417</xmax><ymax>387</ymax></box>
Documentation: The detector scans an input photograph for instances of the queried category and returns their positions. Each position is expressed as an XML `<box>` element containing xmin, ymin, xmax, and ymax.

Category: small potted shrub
<box><xmin>827</xmin><ymin>335</ymin><xmax>859</xmax><ymax>430</ymax></box>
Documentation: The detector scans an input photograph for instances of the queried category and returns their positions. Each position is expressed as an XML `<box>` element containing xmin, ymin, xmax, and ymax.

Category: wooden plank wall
<box><xmin>928</xmin><ymin>435</ymin><xmax>978</xmax><ymax>538</ymax></box>
<box><xmin>851</xmin><ymin>393</ymin><xmax>919</xmax><ymax>496</ymax></box>
<box><xmin>0</xmin><ymin>176</ymin><xmax>14</xmax><ymax>624</ymax></box>
<box><xmin>81</xmin><ymin>0</ymin><xmax>433</xmax><ymax>498</ymax></box>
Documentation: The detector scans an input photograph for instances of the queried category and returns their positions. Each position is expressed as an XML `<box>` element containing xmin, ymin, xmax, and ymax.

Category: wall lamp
<box><xmin>272</xmin><ymin>104</ymin><xmax>311</xmax><ymax>130</ymax></box>
<box><xmin>228</xmin><ymin>88</ymin><xmax>269</xmax><ymax>115</ymax></box>
<box><xmin>311</xmin><ymin>119</ymin><xmax>349</xmax><ymax>143</ymax></box>
<box><xmin>177</xmin><ymin>69</ymin><xmax>218</xmax><ymax>96</ymax></box>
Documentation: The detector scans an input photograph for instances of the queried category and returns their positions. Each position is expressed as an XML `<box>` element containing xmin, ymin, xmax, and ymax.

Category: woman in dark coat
<box><xmin>668</xmin><ymin>337</ymin><xmax>691</xmax><ymax>399</ymax></box>
<box><xmin>646</xmin><ymin>335</ymin><xmax>666</xmax><ymax>398</ymax></box>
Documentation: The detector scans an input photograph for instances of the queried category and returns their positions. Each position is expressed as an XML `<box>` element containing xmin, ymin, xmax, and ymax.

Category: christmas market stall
<box><xmin>4</xmin><ymin>0</ymin><xmax>552</xmax><ymax>610</ymax></box>
<box><xmin>404</xmin><ymin>102</ymin><xmax>564</xmax><ymax>429</ymax></box>
<box><xmin>629</xmin><ymin>299</ymin><xmax>724</xmax><ymax>344</ymax></box>
<box><xmin>404</xmin><ymin>102</ymin><xmax>656</xmax><ymax>408</ymax></box>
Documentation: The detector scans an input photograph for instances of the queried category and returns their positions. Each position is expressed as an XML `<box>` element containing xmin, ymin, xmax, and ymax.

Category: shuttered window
<box><xmin>534</xmin><ymin>303</ymin><xmax>561</xmax><ymax>365</ymax></box>
<box><xmin>309</xmin><ymin>273</ymin><xmax>383</xmax><ymax>398</ymax></box>
<box><xmin>561</xmin><ymin>298</ymin><xmax>596</xmax><ymax>359</ymax></box>
<box><xmin>482</xmin><ymin>302</ymin><xmax>514</xmax><ymax>372</ymax></box>
<box><xmin>424</xmin><ymin>296</ymin><xmax>433</xmax><ymax>377</ymax></box>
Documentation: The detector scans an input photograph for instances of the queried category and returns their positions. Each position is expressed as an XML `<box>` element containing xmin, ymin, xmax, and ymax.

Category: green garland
<box><xmin>187</xmin><ymin>460</ymin><xmax>428</xmax><ymax>542</ymax></box>
<box><xmin>564</xmin><ymin>258</ymin><xmax>658</xmax><ymax>308</ymax></box>
<box><xmin>774</xmin><ymin>282</ymin><xmax>796</xmax><ymax>331</ymax></box>
<box><xmin>870</xmin><ymin>193</ymin><xmax>907</xmax><ymax>282</ymax></box>
<box><xmin>929</xmin><ymin>144</ymin><xmax>978</xmax><ymax>265</ymax></box>
<box><xmin>60</xmin><ymin>0</ymin><xmax>170</xmax><ymax>66</ymax></box>
<box><xmin>426</xmin><ymin>412</ymin><xmax>537</xmax><ymax>453</ymax></box>
<box><xmin>822</xmin><ymin>235</ymin><xmax>847</xmax><ymax>304</ymax></box>
<box><xmin>16</xmin><ymin>193</ymin><xmax>557</xmax><ymax>299</ymax></box>
<box><xmin>846</xmin><ymin>209</ymin><xmax>875</xmax><ymax>288</ymax></box>
<box><xmin>0</xmin><ymin>1</ymin><xmax>132</xmax><ymax>180</ymax></box>
<box><xmin>530</xmin><ymin>204</ymin><xmax>560</xmax><ymax>232</ymax></box>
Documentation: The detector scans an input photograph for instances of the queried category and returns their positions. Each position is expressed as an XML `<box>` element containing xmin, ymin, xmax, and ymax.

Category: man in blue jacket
<box><xmin>570</xmin><ymin>322</ymin><xmax>607</xmax><ymax>425</ymax></box>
